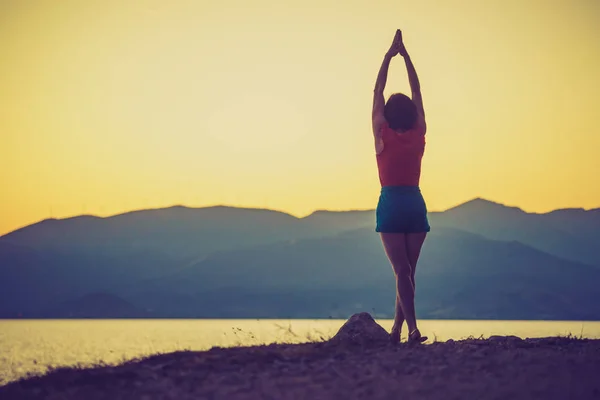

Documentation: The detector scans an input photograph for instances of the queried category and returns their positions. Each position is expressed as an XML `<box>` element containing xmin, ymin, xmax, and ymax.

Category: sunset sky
<box><xmin>1</xmin><ymin>0</ymin><xmax>599</xmax><ymax>236</ymax></box>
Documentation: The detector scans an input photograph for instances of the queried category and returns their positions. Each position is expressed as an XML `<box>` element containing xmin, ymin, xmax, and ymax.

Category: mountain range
<box><xmin>1</xmin><ymin>198</ymin><xmax>599</xmax><ymax>320</ymax></box>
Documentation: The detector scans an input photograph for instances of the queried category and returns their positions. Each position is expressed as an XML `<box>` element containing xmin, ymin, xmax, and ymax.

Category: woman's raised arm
<box><xmin>372</xmin><ymin>30</ymin><xmax>402</xmax><ymax>136</ymax></box>
<box><xmin>398</xmin><ymin>32</ymin><xmax>425</xmax><ymax>118</ymax></box>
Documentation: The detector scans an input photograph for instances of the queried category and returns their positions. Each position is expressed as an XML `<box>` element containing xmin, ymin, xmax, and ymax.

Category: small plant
<box><xmin>273</xmin><ymin>322</ymin><xmax>298</xmax><ymax>340</ymax></box>
<box><xmin>229</xmin><ymin>327</ymin><xmax>257</xmax><ymax>347</ymax></box>
<box><xmin>301</xmin><ymin>327</ymin><xmax>331</xmax><ymax>343</ymax></box>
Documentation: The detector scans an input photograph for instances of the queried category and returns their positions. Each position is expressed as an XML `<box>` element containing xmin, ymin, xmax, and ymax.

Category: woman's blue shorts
<box><xmin>375</xmin><ymin>186</ymin><xmax>431</xmax><ymax>233</ymax></box>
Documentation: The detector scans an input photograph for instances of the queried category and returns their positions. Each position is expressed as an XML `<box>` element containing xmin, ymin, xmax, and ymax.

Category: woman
<box><xmin>372</xmin><ymin>29</ymin><xmax>429</xmax><ymax>344</ymax></box>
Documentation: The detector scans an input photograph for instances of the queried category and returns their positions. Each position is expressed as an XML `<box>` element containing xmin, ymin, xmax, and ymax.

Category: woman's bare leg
<box><xmin>381</xmin><ymin>233</ymin><xmax>418</xmax><ymax>334</ymax></box>
<box><xmin>406</xmin><ymin>232</ymin><xmax>427</xmax><ymax>341</ymax></box>
<box><xmin>394</xmin><ymin>293</ymin><xmax>404</xmax><ymax>328</ymax></box>
<box><xmin>406</xmin><ymin>232</ymin><xmax>427</xmax><ymax>291</ymax></box>
<box><xmin>389</xmin><ymin>292</ymin><xmax>404</xmax><ymax>343</ymax></box>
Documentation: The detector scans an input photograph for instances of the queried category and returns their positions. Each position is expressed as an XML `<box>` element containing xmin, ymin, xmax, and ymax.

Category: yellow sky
<box><xmin>1</xmin><ymin>0</ymin><xmax>599</xmax><ymax>236</ymax></box>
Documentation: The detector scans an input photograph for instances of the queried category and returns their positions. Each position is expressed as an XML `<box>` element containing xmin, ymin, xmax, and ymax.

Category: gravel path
<box><xmin>2</xmin><ymin>337</ymin><xmax>600</xmax><ymax>400</ymax></box>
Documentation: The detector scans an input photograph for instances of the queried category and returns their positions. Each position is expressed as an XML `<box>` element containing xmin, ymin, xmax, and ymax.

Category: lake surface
<box><xmin>1</xmin><ymin>319</ymin><xmax>599</xmax><ymax>386</ymax></box>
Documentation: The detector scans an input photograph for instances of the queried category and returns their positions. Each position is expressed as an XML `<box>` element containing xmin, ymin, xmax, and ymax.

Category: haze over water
<box><xmin>2</xmin><ymin>319</ymin><xmax>600</xmax><ymax>386</ymax></box>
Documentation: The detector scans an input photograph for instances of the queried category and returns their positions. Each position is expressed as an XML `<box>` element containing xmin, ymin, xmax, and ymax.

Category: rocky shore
<box><xmin>2</xmin><ymin>314</ymin><xmax>600</xmax><ymax>400</ymax></box>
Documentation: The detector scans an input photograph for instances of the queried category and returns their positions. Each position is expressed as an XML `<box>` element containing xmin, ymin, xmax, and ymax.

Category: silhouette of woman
<box><xmin>372</xmin><ymin>29</ymin><xmax>429</xmax><ymax>344</ymax></box>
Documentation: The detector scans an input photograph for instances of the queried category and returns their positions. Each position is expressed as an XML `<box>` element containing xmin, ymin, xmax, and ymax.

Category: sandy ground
<box><xmin>1</xmin><ymin>336</ymin><xmax>600</xmax><ymax>400</ymax></box>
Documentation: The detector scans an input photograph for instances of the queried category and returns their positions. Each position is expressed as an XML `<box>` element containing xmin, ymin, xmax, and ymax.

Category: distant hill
<box><xmin>41</xmin><ymin>292</ymin><xmax>146</xmax><ymax>319</ymax></box>
<box><xmin>0</xmin><ymin>206</ymin><xmax>308</xmax><ymax>259</ymax></box>
<box><xmin>430</xmin><ymin>198</ymin><xmax>600</xmax><ymax>267</ymax></box>
<box><xmin>123</xmin><ymin>227</ymin><xmax>600</xmax><ymax>320</ymax></box>
<box><xmin>300</xmin><ymin>209</ymin><xmax>374</xmax><ymax>236</ymax></box>
<box><xmin>1</xmin><ymin>200</ymin><xmax>599</xmax><ymax>319</ymax></box>
<box><xmin>3</xmin><ymin>200</ymin><xmax>598</xmax><ymax>267</ymax></box>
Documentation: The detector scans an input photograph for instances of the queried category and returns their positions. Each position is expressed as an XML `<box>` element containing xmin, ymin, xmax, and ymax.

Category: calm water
<box><xmin>1</xmin><ymin>319</ymin><xmax>599</xmax><ymax>386</ymax></box>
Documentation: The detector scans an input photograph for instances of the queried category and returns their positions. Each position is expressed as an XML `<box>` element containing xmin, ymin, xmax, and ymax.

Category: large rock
<box><xmin>329</xmin><ymin>312</ymin><xmax>389</xmax><ymax>346</ymax></box>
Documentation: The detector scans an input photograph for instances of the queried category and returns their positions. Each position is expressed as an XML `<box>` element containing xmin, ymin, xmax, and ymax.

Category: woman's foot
<box><xmin>408</xmin><ymin>328</ymin><xmax>428</xmax><ymax>344</ymax></box>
